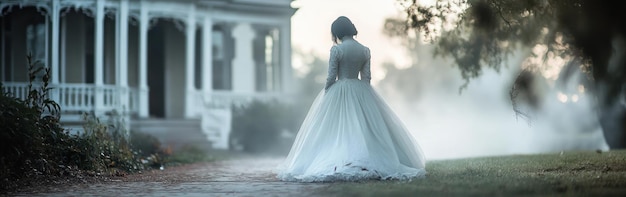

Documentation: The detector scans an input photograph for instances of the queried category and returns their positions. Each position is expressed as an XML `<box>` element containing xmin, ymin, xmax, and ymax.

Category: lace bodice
<box><xmin>325</xmin><ymin>39</ymin><xmax>371</xmax><ymax>90</ymax></box>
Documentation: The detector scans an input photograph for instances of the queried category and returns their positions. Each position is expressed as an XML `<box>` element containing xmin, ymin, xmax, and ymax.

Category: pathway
<box><xmin>15</xmin><ymin>158</ymin><xmax>330</xmax><ymax>197</ymax></box>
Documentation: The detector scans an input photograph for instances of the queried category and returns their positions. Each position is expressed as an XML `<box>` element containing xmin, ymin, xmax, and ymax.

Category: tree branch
<box><xmin>490</xmin><ymin>0</ymin><xmax>511</xmax><ymax>28</ymax></box>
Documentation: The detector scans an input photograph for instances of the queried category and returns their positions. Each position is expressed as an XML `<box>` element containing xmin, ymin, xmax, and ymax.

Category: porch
<box><xmin>1</xmin><ymin>0</ymin><xmax>296</xmax><ymax>149</ymax></box>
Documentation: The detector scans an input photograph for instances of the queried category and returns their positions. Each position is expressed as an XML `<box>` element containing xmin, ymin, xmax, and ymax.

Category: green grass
<box><xmin>166</xmin><ymin>145</ymin><xmax>214</xmax><ymax>164</ymax></box>
<box><xmin>320</xmin><ymin>150</ymin><xmax>626</xmax><ymax>197</ymax></box>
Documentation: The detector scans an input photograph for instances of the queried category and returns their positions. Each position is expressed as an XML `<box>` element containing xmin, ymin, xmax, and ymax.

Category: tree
<box><xmin>396</xmin><ymin>0</ymin><xmax>626</xmax><ymax>148</ymax></box>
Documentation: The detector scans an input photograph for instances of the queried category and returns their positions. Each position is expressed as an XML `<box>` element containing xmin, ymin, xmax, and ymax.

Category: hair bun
<box><xmin>331</xmin><ymin>16</ymin><xmax>358</xmax><ymax>43</ymax></box>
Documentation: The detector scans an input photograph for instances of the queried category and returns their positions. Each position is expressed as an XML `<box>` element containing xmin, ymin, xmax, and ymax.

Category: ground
<box><xmin>8</xmin><ymin>157</ymin><xmax>326</xmax><ymax>197</ymax></box>
<box><xmin>7</xmin><ymin>150</ymin><xmax>626</xmax><ymax>196</ymax></box>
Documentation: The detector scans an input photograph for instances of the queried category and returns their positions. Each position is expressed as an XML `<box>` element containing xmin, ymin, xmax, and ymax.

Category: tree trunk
<box><xmin>599</xmin><ymin>103</ymin><xmax>626</xmax><ymax>149</ymax></box>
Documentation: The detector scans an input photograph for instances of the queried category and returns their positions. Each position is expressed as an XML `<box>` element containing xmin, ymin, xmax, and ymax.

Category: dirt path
<box><xmin>15</xmin><ymin>157</ymin><xmax>330</xmax><ymax>197</ymax></box>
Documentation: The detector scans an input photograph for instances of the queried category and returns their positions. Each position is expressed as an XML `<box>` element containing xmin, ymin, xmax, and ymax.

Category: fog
<box><xmin>289</xmin><ymin>0</ymin><xmax>612</xmax><ymax>160</ymax></box>
<box><xmin>374</xmin><ymin>45</ymin><xmax>609</xmax><ymax>160</ymax></box>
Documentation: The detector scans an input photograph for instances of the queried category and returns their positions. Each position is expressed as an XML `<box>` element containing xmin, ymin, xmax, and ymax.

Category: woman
<box><xmin>277</xmin><ymin>16</ymin><xmax>426</xmax><ymax>182</ymax></box>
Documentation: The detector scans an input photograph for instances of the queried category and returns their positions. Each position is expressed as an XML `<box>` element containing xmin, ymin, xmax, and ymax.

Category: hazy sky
<box><xmin>290</xmin><ymin>0</ymin><xmax>413</xmax><ymax>82</ymax></box>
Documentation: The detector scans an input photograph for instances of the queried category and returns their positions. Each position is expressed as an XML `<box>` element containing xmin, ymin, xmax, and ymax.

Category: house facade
<box><xmin>1</xmin><ymin>0</ymin><xmax>296</xmax><ymax>149</ymax></box>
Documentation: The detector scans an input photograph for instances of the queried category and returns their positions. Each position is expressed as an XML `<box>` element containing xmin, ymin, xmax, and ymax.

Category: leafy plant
<box><xmin>75</xmin><ymin>112</ymin><xmax>144</xmax><ymax>173</ymax></box>
<box><xmin>0</xmin><ymin>54</ymin><xmax>172</xmax><ymax>192</ymax></box>
<box><xmin>1</xmin><ymin>54</ymin><xmax>67</xmax><ymax>191</ymax></box>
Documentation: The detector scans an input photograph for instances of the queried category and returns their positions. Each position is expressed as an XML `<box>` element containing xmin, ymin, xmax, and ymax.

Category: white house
<box><xmin>0</xmin><ymin>0</ymin><xmax>296</xmax><ymax>149</ymax></box>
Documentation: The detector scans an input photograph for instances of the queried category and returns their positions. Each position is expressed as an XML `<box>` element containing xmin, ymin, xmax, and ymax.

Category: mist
<box><xmin>374</xmin><ymin>44</ymin><xmax>609</xmax><ymax>160</ymax></box>
<box><xmin>288</xmin><ymin>0</ymin><xmax>613</xmax><ymax>160</ymax></box>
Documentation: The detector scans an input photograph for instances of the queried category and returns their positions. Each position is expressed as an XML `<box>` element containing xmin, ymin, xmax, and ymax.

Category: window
<box><xmin>254</xmin><ymin>27</ymin><xmax>280</xmax><ymax>92</ymax></box>
<box><xmin>27</xmin><ymin>23</ymin><xmax>46</xmax><ymax>64</ymax></box>
<box><xmin>212</xmin><ymin>29</ymin><xmax>232</xmax><ymax>90</ymax></box>
<box><xmin>26</xmin><ymin>23</ymin><xmax>46</xmax><ymax>80</ymax></box>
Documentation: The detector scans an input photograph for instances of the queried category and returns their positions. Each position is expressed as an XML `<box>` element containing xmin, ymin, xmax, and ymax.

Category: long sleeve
<box><xmin>360</xmin><ymin>47</ymin><xmax>371</xmax><ymax>84</ymax></box>
<box><xmin>325</xmin><ymin>46</ymin><xmax>341</xmax><ymax>91</ymax></box>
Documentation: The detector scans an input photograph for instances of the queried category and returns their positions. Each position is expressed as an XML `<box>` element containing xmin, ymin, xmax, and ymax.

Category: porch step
<box><xmin>60</xmin><ymin>114</ymin><xmax>85</xmax><ymax>122</ymax></box>
<box><xmin>59</xmin><ymin>113</ymin><xmax>88</xmax><ymax>134</ymax></box>
<box><xmin>130</xmin><ymin>119</ymin><xmax>212</xmax><ymax>151</ymax></box>
<box><xmin>59</xmin><ymin>113</ymin><xmax>118</xmax><ymax>134</ymax></box>
<box><xmin>204</xmin><ymin>125</ymin><xmax>223</xmax><ymax>141</ymax></box>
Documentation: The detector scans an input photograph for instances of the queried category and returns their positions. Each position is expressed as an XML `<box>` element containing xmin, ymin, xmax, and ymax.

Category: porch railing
<box><xmin>195</xmin><ymin>90</ymin><xmax>284</xmax><ymax>108</ymax></box>
<box><xmin>188</xmin><ymin>89</ymin><xmax>285</xmax><ymax>118</ymax></box>
<box><xmin>1</xmin><ymin>82</ymin><xmax>138</xmax><ymax>115</ymax></box>
<box><xmin>57</xmin><ymin>84</ymin><xmax>97</xmax><ymax>111</ymax></box>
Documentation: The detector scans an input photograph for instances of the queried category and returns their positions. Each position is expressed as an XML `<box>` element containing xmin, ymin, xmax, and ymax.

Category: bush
<box><xmin>0</xmin><ymin>55</ymin><xmax>68</xmax><ymax>189</ymax></box>
<box><xmin>129</xmin><ymin>130</ymin><xmax>171</xmax><ymax>168</ymax></box>
<box><xmin>130</xmin><ymin>130</ymin><xmax>163</xmax><ymax>157</ymax></box>
<box><xmin>166</xmin><ymin>145</ymin><xmax>211</xmax><ymax>164</ymax></box>
<box><xmin>75</xmin><ymin>113</ymin><xmax>144</xmax><ymax>173</ymax></box>
<box><xmin>230</xmin><ymin>100</ymin><xmax>301</xmax><ymax>155</ymax></box>
<box><xmin>0</xmin><ymin>55</ymin><xmax>165</xmax><ymax>192</ymax></box>
<box><xmin>1</xmin><ymin>54</ymin><xmax>218</xmax><ymax>193</ymax></box>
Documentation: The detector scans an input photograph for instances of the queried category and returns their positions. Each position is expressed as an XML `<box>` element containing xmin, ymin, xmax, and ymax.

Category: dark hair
<box><xmin>331</xmin><ymin>16</ymin><xmax>358</xmax><ymax>44</ymax></box>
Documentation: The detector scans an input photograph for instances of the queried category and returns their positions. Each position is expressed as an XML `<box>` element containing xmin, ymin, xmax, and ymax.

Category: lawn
<box><xmin>321</xmin><ymin>150</ymin><xmax>626</xmax><ymax>196</ymax></box>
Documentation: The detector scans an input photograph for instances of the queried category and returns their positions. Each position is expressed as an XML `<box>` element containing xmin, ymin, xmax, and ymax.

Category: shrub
<box><xmin>230</xmin><ymin>100</ymin><xmax>301</xmax><ymax>155</ymax></box>
<box><xmin>0</xmin><ymin>54</ymin><xmax>65</xmax><ymax>182</ymax></box>
<box><xmin>166</xmin><ymin>145</ymin><xmax>211</xmax><ymax>164</ymax></box>
<box><xmin>130</xmin><ymin>130</ymin><xmax>162</xmax><ymax>157</ymax></box>
<box><xmin>0</xmin><ymin>55</ymin><xmax>165</xmax><ymax>192</ymax></box>
<box><xmin>75</xmin><ymin>112</ymin><xmax>144</xmax><ymax>173</ymax></box>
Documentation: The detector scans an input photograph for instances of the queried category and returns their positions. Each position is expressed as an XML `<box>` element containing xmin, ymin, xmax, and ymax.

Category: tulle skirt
<box><xmin>276</xmin><ymin>79</ymin><xmax>426</xmax><ymax>182</ymax></box>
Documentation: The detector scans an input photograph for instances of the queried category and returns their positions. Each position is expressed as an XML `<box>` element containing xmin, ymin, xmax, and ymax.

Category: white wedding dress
<box><xmin>277</xmin><ymin>39</ymin><xmax>426</xmax><ymax>182</ymax></box>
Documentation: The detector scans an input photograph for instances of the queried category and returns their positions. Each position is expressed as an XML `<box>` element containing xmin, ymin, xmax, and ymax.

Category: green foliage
<box><xmin>167</xmin><ymin>145</ymin><xmax>212</xmax><ymax>164</ymax></box>
<box><xmin>0</xmin><ymin>55</ymin><xmax>169</xmax><ymax>192</ymax></box>
<box><xmin>75</xmin><ymin>113</ymin><xmax>145</xmax><ymax>173</ymax></box>
<box><xmin>400</xmin><ymin>0</ymin><xmax>548</xmax><ymax>88</ymax></box>
<box><xmin>396</xmin><ymin>0</ymin><xmax>626</xmax><ymax>147</ymax></box>
<box><xmin>230</xmin><ymin>100</ymin><xmax>300</xmax><ymax>155</ymax></box>
<box><xmin>0</xmin><ymin>54</ymin><xmax>68</xmax><ymax>190</ymax></box>
<box><xmin>130</xmin><ymin>130</ymin><xmax>163</xmax><ymax>157</ymax></box>
<box><xmin>400</xmin><ymin>0</ymin><xmax>625</xmax><ymax>100</ymax></box>
<box><xmin>128</xmin><ymin>130</ymin><xmax>171</xmax><ymax>168</ymax></box>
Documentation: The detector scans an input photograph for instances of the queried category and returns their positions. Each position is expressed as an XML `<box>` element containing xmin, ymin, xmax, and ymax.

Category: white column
<box><xmin>184</xmin><ymin>5</ymin><xmax>197</xmax><ymax>118</ymax></box>
<box><xmin>116</xmin><ymin>0</ymin><xmax>129</xmax><ymax>115</ymax></box>
<box><xmin>202</xmin><ymin>16</ymin><xmax>213</xmax><ymax>100</ymax></box>
<box><xmin>232</xmin><ymin>23</ymin><xmax>255</xmax><ymax>93</ymax></box>
<box><xmin>49</xmin><ymin>0</ymin><xmax>60</xmax><ymax>104</ymax></box>
<box><xmin>279</xmin><ymin>21</ymin><xmax>292</xmax><ymax>94</ymax></box>
<box><xmin>60</xmin><ymin>15</ymin><xmax>66</xmax><ymax>83</ymax></box>
<box><xmin>45</xmin><ymin>11</ymin><xmax>49</xmax><ymax>76</ymax></box>
<box><xmin>94</xmin><ymin>0</ymin><xmax>105</xmax><ymax>115</ymax></box>
<box><xmin>200</xmin><ymin>16</ymin><xmax>222</xmax><ymax>148</ymax></box>
<box><xmin>51</xmin><ymin>0</ymin><xmax>60</xmax><ymax>84</ymax></box>
<box><xmin>138</xmin><ymin>0</ymin><xmax>149</xmax><ymax>118</ymax></box>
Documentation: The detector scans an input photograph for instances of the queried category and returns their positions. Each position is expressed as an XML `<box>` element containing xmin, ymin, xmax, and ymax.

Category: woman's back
<box><xmin>277</xmin><ymin>16</ymin><xmax>425</xmax><ymax>182</ymax></box>
<box><xmin>333</xmin><ymin>39</ymin><xmax>370</xmax><ymax>80</ymax></box>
